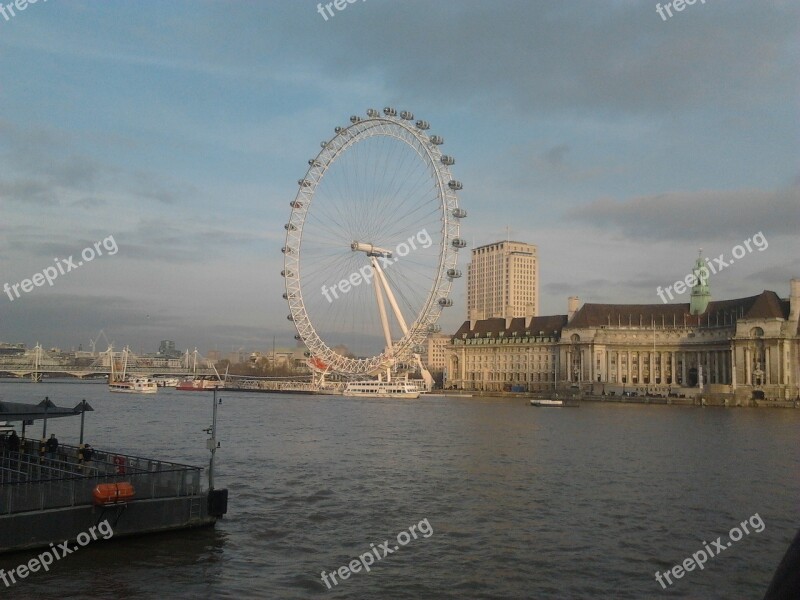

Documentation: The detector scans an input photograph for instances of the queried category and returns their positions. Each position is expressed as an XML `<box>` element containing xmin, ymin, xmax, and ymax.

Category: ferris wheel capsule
<box><xmin>400</xmin><ymin>111</ymin><xmax>414</xmax><ymax>120</ymax></box>
<box><xmin>383</xmin><ymin>107</ymin><xmax>397</xmax><ymax>116</ymax></box>
<box><xmin>429</xmin><ymin>135</ymin><xmax>444</xmax><ymax>145</ymax></box>
<box><xmin>441</xmin><ymin>155</ymin><xmax>455</xmax><ymax>165</ymax></box>
<box><xmin>415</xmin><ymin>120</ymin><xmax>430</xmax><ymax>130</ymax></box>
<box><xmin>366</xmin><ymin>108</ymin><xmax>379</xmax><ymax>118</ymax></box>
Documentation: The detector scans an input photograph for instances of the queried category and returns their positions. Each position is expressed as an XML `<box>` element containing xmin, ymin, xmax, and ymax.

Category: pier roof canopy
<box><xmin>0</xmin><ymin>399</ymin><xmax>92</xmax><ymax>422</ymax></box>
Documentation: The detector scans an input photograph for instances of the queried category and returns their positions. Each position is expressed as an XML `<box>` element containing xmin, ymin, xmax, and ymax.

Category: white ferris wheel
<box><xmin>282</xmin><ymin>107</ymin><xmax>467</xmax><ymax>382</ymax></box>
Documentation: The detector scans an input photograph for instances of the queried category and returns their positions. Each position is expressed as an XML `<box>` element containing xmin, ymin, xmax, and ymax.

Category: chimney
<box><xmin>567</xmin><ymin>296</ymin><xmax>580</xmax><ymax>322</ymax></box>
<box><xmin>789</xmin><ymin>278</ymin><xmax>800</xmax><ymax>324</ymax></box>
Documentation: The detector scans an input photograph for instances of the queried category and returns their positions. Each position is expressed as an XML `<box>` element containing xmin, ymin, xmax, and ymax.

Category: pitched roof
<box><xmin>452</xmin><ymin>315</ymin><xmax>568</xmax><ymax>339</ymax></box>
<box><xmin>566</xmin><ymin>290</ymin><xmax>789</xmax><ymax>329</ymax></box>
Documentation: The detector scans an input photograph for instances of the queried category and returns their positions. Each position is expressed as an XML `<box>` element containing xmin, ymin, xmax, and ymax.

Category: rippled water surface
<box><xmin>1</xmin><ymin>381</ymin><xmax>798</xmax><ymax>599</ymax></box>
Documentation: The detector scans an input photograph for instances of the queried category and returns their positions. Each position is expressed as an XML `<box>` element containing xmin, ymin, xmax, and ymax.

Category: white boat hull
<box><xmin>530</xmin><ymin>399</ymin><xmax>564</xmax><ymax>407</ymax></box>
<box><xmin>346</xmin><ymin>390</ymin><xmax>421</xmax><ymax>399</ymax></box>
<box><xmin>344</xmin><ymin>381</ymin><xmax>421</xmax><ymax>399</ymax></box>
<box><xmin>109</xmin><ymin>378</ymin><xmax>158</xmax><ymax>394</ymax></box>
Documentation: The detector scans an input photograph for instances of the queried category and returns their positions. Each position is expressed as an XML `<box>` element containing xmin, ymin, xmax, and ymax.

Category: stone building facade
<box><xmin>447</xmin><ymin>279</ymin><xmax>800</xmax><ymax>402</ymax></box>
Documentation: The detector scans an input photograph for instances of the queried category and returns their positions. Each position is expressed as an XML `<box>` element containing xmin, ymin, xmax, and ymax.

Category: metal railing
<box><xmin>0</xmin><ymin>439</ymin><xmax>204</xmax><ymax>515</ymax></box>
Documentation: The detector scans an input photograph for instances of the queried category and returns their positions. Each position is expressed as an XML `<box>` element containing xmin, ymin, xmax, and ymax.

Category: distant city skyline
<box><xmin>0</xmin><ymin>1</ymin><xmax>797</xmax><ymax>352</ymax></box>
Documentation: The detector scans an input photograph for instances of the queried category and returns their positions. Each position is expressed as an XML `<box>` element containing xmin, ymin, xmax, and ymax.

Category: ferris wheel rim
<box><xmin>282</xmin><ymin>109</ymin><xmax>465</xmax><ymax>376</ymax></box>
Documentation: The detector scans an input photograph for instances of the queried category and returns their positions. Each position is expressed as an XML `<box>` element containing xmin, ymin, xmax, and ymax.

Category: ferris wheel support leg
<box><xmin>372</xmin><ymin>259</ymin><xmax>409</xmax><ymax>335</ymax></box>
<box><xmin>371</xmin><ymin>257</ymin><xmax>394</xmax><ymax>352</ymax></box>
<box><xmin>413</xmin><ymin>354</ymin><xmax>434</xmax><ymax>391</ymax></box>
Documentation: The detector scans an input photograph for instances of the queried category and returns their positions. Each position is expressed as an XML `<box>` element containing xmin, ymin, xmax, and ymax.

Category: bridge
<box><xmin>0</xmin><ymin>345</ymin><xmax>216</xmax><ymax>382</ymax></box>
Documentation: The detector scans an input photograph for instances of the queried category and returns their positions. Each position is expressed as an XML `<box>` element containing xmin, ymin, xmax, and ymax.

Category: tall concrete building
<box><xmin>467</xmin><ymin>241</ymin><xmax>539</xmax><ymax>321</ymax></box>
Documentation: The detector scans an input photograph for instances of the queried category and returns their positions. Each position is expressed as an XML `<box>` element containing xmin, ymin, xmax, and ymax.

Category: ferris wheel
<box><xmin>282</xmin><ymin>107</ymin><xmax>467</xmax><ymax>381</ymax></box>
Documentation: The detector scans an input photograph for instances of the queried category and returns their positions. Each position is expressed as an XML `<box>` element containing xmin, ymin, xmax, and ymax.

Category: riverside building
<box><xmin>467</xmin><ymin>241</ymin><xmax>539</xmax><ymax>321</ymax></box>
<box><xmin>448</xmin><ymin>276</ymin><xmax>800</xmax><ymax>404</ymax></box>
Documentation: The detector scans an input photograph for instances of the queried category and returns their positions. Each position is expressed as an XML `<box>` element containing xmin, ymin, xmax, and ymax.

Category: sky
<box><xmin>0</xmin><ymin>0</ymin><xmax>797</xmax><ymax>356</ymax></box>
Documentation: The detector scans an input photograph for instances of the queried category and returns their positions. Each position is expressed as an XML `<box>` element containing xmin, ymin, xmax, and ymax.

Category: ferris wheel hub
<box><xmin>350</xmin><ymin>241</ymin><xmax>393</xmax><ymax>258</ymax></box>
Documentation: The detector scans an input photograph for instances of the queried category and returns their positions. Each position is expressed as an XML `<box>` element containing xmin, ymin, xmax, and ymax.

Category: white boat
<box><xmin>530</xmin><ymin>398</ymin><xmax>564</xmax><ymax>407</ymax></box>
<box><xmin>153</xmin><ymin>377</ymin><xmax>180</xmax><ymax>388</ymax></box>
<box><xmin>343</xmin><ymin>380</ymin><xmax>421</xmax><ymax>399</ymax></box>
<box><xmin>0</xmin><ymin>421</ymin><xmax>15</xmax><ymax>434</ymax></box>
<box><xmin>109</xmin><ymin>377</ymin><xmax>158</xmax><ymax>394</ymax></box>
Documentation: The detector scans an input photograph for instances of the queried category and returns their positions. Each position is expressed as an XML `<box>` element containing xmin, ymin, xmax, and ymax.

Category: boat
<box><xmin>176</xmin><ymin>377</ymin><xmax>224</xmax><ymax>391</ymax></box>
<box><xmin>153</xmin><ymin>376</ymin><xmax>180</xmax><ymax>388</ymax></box>
<box><xmin>530</xmin><ymin>398</ymin><xmax>565</xmax><ymax>407</ymax></box>
<box><xmin>0</xmin><ymin>421</ymin><xmax>15</xmax><ymax>434</ymax></box>
<box><xmin>109</xmin><ymin>377</ymin><xmax>158</xmax><ymax>394</ymax></box>
<box><xmin>343</xmin><ymin>380</ymin><xmax>421</xmax><ymax>399</ymax></box>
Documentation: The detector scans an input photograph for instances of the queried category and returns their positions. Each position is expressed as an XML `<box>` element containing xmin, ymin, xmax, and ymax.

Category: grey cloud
<box><xmin>566</xmin><ymin>185</ymin><xmax>800</xmax><ymax>241</ymax></box>
<box><xmin>0</xmin><ymin>179</ymin><xmax>58</xmax><ymax>205</ymax></box>
<box><xmin>203</xmin><ymin>1</ymin><xmax>799</xmax><ymax>117</ymax></box>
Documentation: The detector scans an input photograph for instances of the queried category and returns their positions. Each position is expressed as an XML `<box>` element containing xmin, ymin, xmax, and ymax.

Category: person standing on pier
<box><xmin>45</xmin><ymin>433</ymin><xmax>59</xmax><ymax>461</ymax></box>
<box><xmin>7</xmin><ymin>430</ymin><xmax>20</xmax><ymax>466</ymax></box>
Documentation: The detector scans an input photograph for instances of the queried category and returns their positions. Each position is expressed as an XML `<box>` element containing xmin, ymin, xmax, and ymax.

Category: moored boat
<box><xmin>343</xmin><ymin>380</ymin><xmax>421</xmax><ymax>399</ymax></box>
<box><xmin>109</xmin><ymin>377</ymin><xmax>158</xmax><ymax>394</ymax></box>
<box><xmin>530</xmin><ymin>398</ymin><xmax>565</xmax><ymax>407</ymax></box>
<box><xmin>153</xmin><ymin>376</ymin><xmax>180</xmax><ymax>388</ymax></box>
<box><xmin>530</xmin><ymin>397</ymin><xmax>580</xmax><ymax>407</ymax></box>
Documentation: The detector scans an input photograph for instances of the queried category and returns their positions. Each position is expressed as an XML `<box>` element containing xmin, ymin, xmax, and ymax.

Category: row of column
<box><xmin>569</xmin><ymin>348</ymin><xmax>733</xmax><ymax>386</ymax></box>
<box><xmin>738</xmin><ymin>341</ymin><xmax>793</xmax><ymax>386</ymax></box>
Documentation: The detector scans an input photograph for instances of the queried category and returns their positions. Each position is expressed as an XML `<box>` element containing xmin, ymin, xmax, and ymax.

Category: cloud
<box><xmin>0</xmin><ymin>179</ymin><xmax>58</xmax><ymax>205</ymax></box>
<box><xmin>566</xmin><ymin>184</ymin><xmax>800</xmax><ymax>240</ymax></box>
<box><xmin>257</xmin><ymin>0</ymin><xmax>799</xmax><ymax>117</ymax></box>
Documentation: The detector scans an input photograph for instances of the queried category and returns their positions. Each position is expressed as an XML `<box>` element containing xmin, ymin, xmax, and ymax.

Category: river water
<box><xmin>1</xmin><ymin>381</ymin><xmax>798</xmax><ymax>599</ymax></box>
